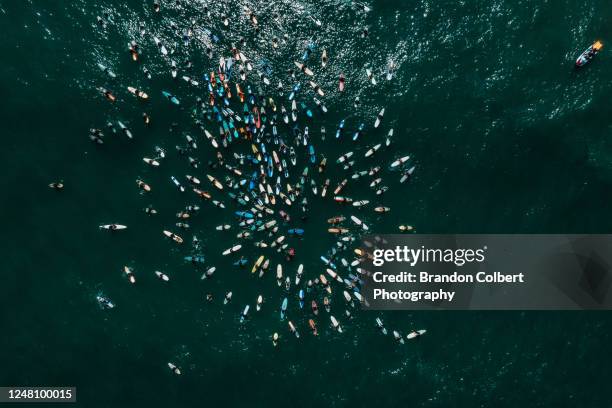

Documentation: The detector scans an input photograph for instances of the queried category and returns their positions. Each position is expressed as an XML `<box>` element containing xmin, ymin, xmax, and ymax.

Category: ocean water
<box><xmin>2</xmin><ymin>0</ymin><xmax>612</xmax><ymax>406</ymax></box>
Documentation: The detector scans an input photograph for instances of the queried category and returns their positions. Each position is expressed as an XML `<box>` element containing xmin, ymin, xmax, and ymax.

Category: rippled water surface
<box><xmin>2</xmin><ymin>0</ymin><xmax>612</xmax><ymax>406</ymax></box>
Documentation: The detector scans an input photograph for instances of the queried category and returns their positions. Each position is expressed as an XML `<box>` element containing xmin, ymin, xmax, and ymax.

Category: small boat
<box><xmin>576</xmin><ymin>41</ymin><xmax>603</xmax><ymax>67</ymax></box>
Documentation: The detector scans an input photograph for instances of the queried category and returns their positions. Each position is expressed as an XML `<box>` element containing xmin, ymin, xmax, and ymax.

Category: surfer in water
<box><xmin>49</xmin><ymin>181</ymin><xmax>64</xmax><ymax>190</ymax></box>
<box><xmin>286</xmin><ymin>248</ymin><xmax>295</xmax><ymax>261</ymax></box>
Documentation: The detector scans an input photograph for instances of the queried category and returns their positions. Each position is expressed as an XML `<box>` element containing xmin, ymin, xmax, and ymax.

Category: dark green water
<box><xmin>2</xmin><ymin>0</ymin><xmax>612</xmax><ymax>406</ymax></box>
